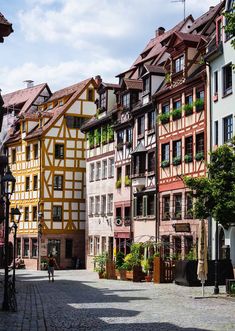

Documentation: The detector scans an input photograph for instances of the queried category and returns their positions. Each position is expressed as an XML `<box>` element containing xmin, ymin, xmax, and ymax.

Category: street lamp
<box><xmin>11</xmin><ymin>207</ymin><xmax>21</xmax><ymax>291</ymax></box>
<box><xmin>1</xmin><ymin>166</ymin><xmax>16</xmax><ymax>311</ymax></box>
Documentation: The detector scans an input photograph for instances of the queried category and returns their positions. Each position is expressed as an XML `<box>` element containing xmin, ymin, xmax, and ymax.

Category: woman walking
<box><xmin>48</xmin><ymin>253</ymin><xmax>56</xmax><ymax>282</ymax></box>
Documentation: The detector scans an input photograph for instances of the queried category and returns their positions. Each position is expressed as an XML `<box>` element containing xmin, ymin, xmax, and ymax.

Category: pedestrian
<box><xmin>48</xmin><ymin>253</ymin><xmax>56</xmax><ymax>282</ymax></box>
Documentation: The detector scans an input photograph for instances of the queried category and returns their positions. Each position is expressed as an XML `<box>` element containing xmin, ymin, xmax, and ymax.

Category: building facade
<box><xmin>6</xmin><ymin>78</ymin><xmax>97</xmax><ymax>269</ymax></box>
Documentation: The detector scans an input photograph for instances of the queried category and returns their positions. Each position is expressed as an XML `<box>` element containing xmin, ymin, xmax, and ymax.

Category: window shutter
<box><xmin>133</xmin><ymin>197</ymin><xmax>137</xmax><ymax>217</ymax></box>
<box><xmin>143</xmin><ymin>196</ymin><xmax>147</xmax><ymax>217</ymax></box>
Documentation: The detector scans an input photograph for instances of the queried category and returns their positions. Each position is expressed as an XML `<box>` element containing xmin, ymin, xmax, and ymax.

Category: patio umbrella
<box><xmin>197</xmin><ymin>219</ymin><xmax>208</xmax><ymax>297</ymax></box>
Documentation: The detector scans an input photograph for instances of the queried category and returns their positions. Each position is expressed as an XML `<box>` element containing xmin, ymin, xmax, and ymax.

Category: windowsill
<box><xmin>147</xmin><ymin>128</ymin><xmax>155</xmax><ymax>135</ymax></box>
<box><xmin>222</xmin><ymin>91</ymin><xmax>233</xmax><ymax>99</ymax></box>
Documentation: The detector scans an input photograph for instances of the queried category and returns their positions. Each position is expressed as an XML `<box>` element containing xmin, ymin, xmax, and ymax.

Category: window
<box><xmin>54</xmin><ymin>175</ymin><xmax>63</xmax><ymax>190</ymax></box>
<box><xmin>126</xmin><ymin>128</ymin><xmax>132</xmax><ymax>143</ymax></box>
<box><xmin>25</xmin><ymin>207</ymin><xmax>29</xmax><ymax>222</ymax></box>
<box><xmin>65</xmin><ymin>116</ymin><xmax>86</xmax><ymax>129</ymax></box>
<box><xmin>185</xmin><ymin>94</ymin><xmax>193</xmax><ymax>105</ymax></box>
<box><xmin>223</xmin><ymin>115</ymin><xmax>233</xmax><ymax>143</ymax></box>
<box><xmin>32</xmin><ymin>206</ymin><xmax>37</xmax><ymax>221</ymax></box>
<box><xmin>174</xmin><ymin>55</ymin><xmax>184</xmax><ymax>73</ymax></box>
<box><xmin>214</xmin><ymin>71</ymin><xmax>218</xmax><ymax>95</ymax></box>
<box><xmin>90</xmin><ymin>163</ymin><xmax>95</xmax><ymax>182</ymax></box>
<box><xmin>173</xmin><ymin>100</ymin><xmax>181</xmax><ymax>111</ymax></box>
<box><xmin>32</xmin><ymin>238</ymin><xmax>38</xmax><ymax>257</ymax></box>
<box><xmin>138</xmin><ymin>116</ymin><xmax>145</xmax><ymax>136</ymax></box>
<box><xmin>148</xmin><ymin>111</ymin><xmax>155</xmax><ymax>131</ymax></box>
<box><xmin>108</xmin><ymin>158</ymin><xmax>114</xmax><ymax>178</ymax></box>
<box><xmin>162</xmin><ymin>103</ymin><xmax>170</xmax><ymax>114</ymax></box>
<box><xmin>25</xmin><ymin>176</ymin><xmax>30</xmax><ymax>191</ymax></box>
<box><xmin>23</xmin><ymin>239</ymin><xmax>29</xmax><ymax>257</ymax></box>
<box><xmin>117</xmin><ymin>131</ymin><xmax>124</xmax><ymax>144</ymax></box>
<box><xmin>117</xmin><ymin>167</ymin><xmax>122</xmax><ymax>181</ymax></box>
<box><xmin>196</xmin><ymin>133</ymin><xmax>204</xmax><ymax>154</ymax></box>
<box><xmin>216</xmin><ymin>17</ymin><xmax>223</xmax><ymax>45</ymax></box>
<box><xmin>22</xmin><ymin>121</ymin><xmax>26</xmax><ymax>133</ymax></box>
<box><xmin>116</xmin><ymin>207</ymin><xmax>122</xmax><ymax>220</ymax></box>
<box><xmin>102</xmin><ymin>160</ymin><xmax>107</xmax><ymax>179</ymax></box>
<box><xmin>107</xmin><ymin>194</ymin><xmax>113</xmax><ymax>214</ymax></box>
<box><xmin>95</xmin><ymin>196</ymin><xmax>100</xmax><ymax>215</ymax></box>
<box><xmin>122</xmin><ymin>93</ymin><xmax>130</xmax><ymax>108</ymax></box>
<box><xmin>148</xmin><ymin>151</ymin><xmax>155</xmax><ymax>172</ymax></box>
<box><xmin>34</xmin><ymin>144</ymin><xmax>38</xmax><ymax>159</ymax></box>
<box><xmin>136</xmin><ymin>196</ymin><xmax>143</xmax><ymax>216</ymax></box>
<box><xmin>96</xmin><ymin>162</ymin><xmax>101</xmax><ymax>180</ymax></box>
<box><xmin>55</xmin><ymin>144</ymin><xmax>64</xmax><ymax>159</ymax></box>
<box><xmin>133</xmin><ymin>154</ymin><xmax>146</xmax><ymax>175</ymax></box>
<box><xmin>223</xmin><ymin>63</ymin><xmax>232</xmax><ymax>96</ymax></box>
<box><xmin>89</xmin><ymin>237</ymin><xmax>93</xmax><ymax>255</ymax></box>
<box><xmin>100</xmin><ymin>92</ymin><xmax>106</xmax><ymax>108</ymax></box>
<box><xmin>65</xmin><ymin>239</ymin><xmax>73</xmax><ymax>258</ymax></box>
<box><xmin>12</xmin><ymin>149</ymin><xmax>16</xmax><ymax>164</ymax></box>
<box><xmin>173</xmin><ymin>194</ymin><xmax>182</xmax><ymax>219</ymax></box>
<box><xmin>125</xmin><ymin>164</ymin><xmax>130</xmax><ymax>178</ymax></box>
<box><xmin>101</xmin><ymin>237</ymin><xmax>107</xmax><ymax>253</ymax></box>
<box><xmin>214</xmin><ymin>121</ymin><xmax>218</xmax><ymax>145</ymax></box>
<box><xmin>26</xmin><ymin>145</ymin><xmax>30</xmax><ymax>161</ymax></box>
<box><xmin>94</xmin><ymin>237</ymin><xmax>100</xmax><ymax>255</ymax></box>
<box><xmin>185</xmin><ymin>136</ymin><xmax>193</xmax><ymax>160</ymax></box>
<box><xmin>196</xmin><ymin>90</ymin><xmax>204</xmax><ymax>111</ymax></box>
<box><xmin>162</xmin><ymin>143</ymin><xmax>170</xmax><ymax>162</ymax></box>
<box><xmin>124</xmin><ymin>206</ymin><xmax>130</xmax><ymax>219</ymax></box>
<box><xmin>162</xmin><ymin>196</ymin><xmax>170</xmax><ymax>220</ymax></box>
<box><xmin>143</xmin><ymin>77</ymin><xmax>150</xmax><ymax>93</ymax></box>
<box><xmin>185</xmin><ymin>94</ymin><xmax>193</xmax><ymax>115</ymax></box>
<box><xmin>173</xmin><ymin>140</ymin><xmax>182</xmax><ymax>159</ymax></box>
<box><xmin>185</xmin><ymin>193</ymin><xmax>193</xmax><ymax>218</ymax></box>
<box><xmin>147</xmin><ymin>194</ymin><xmax>155</xmax><ymax>216</ymax></box>
<box><xmin>87</xmin><ymin>88</ymin><xmax>94</xmax><ymax>101</ymax></box>
<box><xmin>89</xmin><ymin>197</ymin><xmax>94</xmax><ymax>215</ymax></box>
<box><xmin>185</xmin><ymin>236</ymin><xmax>193</xmax><ymax>256</ymax></box>
<box><xmin>101</xmin><ymin>195</ymin><xmax>106</xmax><ymax>216</ymax></box>
<box><xmin>33</xmin><ymin>175</ymin><xmax>38</xmax><ymax>191</ymax></box>
<box><xmin>53</xmin><ymin>206</ymin><xmax>62</xmax><ymax>222</ymax></box>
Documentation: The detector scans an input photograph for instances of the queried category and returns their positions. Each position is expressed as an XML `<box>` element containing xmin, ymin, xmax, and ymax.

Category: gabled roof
<box><xmin>144</xmin><ymin>64</ymin><xmax>165</xmax><ymax>75</ymax></box>
<box><xmin>123</xmin><ymin>79</ymin><xmax>143</xmax><ymax>91</ymax></box>
<box><xmin>165</xmin><ymin>31</ymin><xmax>202</xmax><ymax>50</ymax></box>
<box><xmin>24</xmin><ymin>78</ymin><xmax>96</xmax><ymax>141</ymax></box>
<box><xmin>2</xmin><ymin>83</ymin><xmax>51</xmax><ymax>115</ymax></box>
<box><xmin>131</xmin><ymin>142</ymin><xmax>147</xmax><ymax>154</ymax></box>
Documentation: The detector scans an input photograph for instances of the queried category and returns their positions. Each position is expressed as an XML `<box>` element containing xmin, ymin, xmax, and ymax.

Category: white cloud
<box><xmin>0</xmin><ymin>56</ymin><xmax>128</xmax><ymax>94</ymax></box>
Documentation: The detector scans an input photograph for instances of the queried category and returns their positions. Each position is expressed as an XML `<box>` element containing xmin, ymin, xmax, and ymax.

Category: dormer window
<box><xmin>22</xmin><ymin>121</ymin><xmax>26</xmax><ymax>133</ymax></box>
<box><xmin>100</xmin><ymin>92</ymin><xmax>106</xmax><ymax>108</ymax></box>
<box><xmin>48</xmin><ymin>104</ymin><xmax>53</xmax><ymax>110</ymax></box>
<box><xmin>87</xmin><ymin>88</ymin><xmax>94</xmax><ymax>101</ymax></box>
<box><xmin>122</xmin><ymin>93</ymin><xmax>130</xmax><ymax>109</ymax></box>
<box><xmin>216</xmin><ymin>16</ymin><xmax>223</xmax><ymax>45</ymax></box>
<box><xmin>143</xmin><ymin>77</ymin><xmax>150</xmax><ymax>94</ymax></box>
<box><xmin>58</xmin><ymin>100</ymin><xmax>63</xmax><ymax>106</ymax></box>
<box><xmin>174</xmin><ymin>55</ymin><xmax>184</xmax><ymax>73</ymax></box>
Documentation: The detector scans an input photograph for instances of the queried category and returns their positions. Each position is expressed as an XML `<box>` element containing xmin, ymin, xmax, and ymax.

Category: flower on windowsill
<box><xmin>125</xmin><ymin>176</ymin><xmax>131</xmax><ymax>186</ymax></box>
<box><xmin>172</xmin><ymin>108</ymin><xmax>182</xmax><ymax>121</ymax></box>
<box><xmin>173</xmin><ymin>156</ymin><xmax>181</xmax><ymax>166</ymax></box>
<box><xmin>194</xmin><ymin>99</ymin><xmax>204</xmax><ymax>112</ymax></box>
<box><xmin>195</xmin><ymin>152</ymin><xmax>204</xmax><ymax>161</ymax></box>
<box><xmin>161</xmin><ymin>160</ymin><xmax>170</xmax><ymax>168</ymax></box>
<box><xmin>116</xmin><ymin>179</ymin><xmax>121</xmax><ymax>189</ymax></box>
<box><xmin>184</xmin><ymin>154</ymin><xmax>193</xmax><ymax>163</ymax></box>
<box><xmin>183</xmin><ymin>104</ymin><xmax>193</xmax><ymax>116</ymax></box>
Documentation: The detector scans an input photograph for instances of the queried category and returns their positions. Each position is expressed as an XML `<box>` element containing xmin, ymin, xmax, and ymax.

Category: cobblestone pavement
<box><xmin>0</xmin><ymin>269</ymin><xmax>234</xmax><ymax>331</ymax></box>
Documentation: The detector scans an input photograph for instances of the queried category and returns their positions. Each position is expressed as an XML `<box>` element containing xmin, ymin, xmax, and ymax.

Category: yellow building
<box><xmin>6</xmin><ymin>78</ymin><xmax>97</xmax><ymax>269</ymax></box>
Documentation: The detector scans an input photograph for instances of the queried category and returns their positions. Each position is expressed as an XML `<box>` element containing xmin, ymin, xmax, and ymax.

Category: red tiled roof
<box><xmin>0</xmin><ymin>12</ymin><xmax>11</xmax><ymax>26</ymax></box>
<box><xmin>0</xmin><ymin>12</ymin><xmax>13</xmax><ymax>39</ymax></box>
<box><xmin>46</xmin><ymin>78</ymin><xmax>92</xmax><ymax>102</ymax></box>
<box><xmin>144</xmin><ymin>64</ymin><xmax>165</xmax><ymax>75</ymax></box>
<box><xmin>3</xmin><ymin>83</ymin><xmax>49</xmax><ymax>114</ymax></box>
<box><xmin>124</xmin><ymin>79</ymin><xmax>143</xmax><ymax>90</ymax></box>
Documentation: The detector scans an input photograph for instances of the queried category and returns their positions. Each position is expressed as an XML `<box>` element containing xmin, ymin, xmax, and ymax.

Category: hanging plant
<box><xmin>107</xmin><ymin>124</ymin><xmax>114</xmax><ymax>142</ymax></box>
<box><xmin>116</xmin><ymin>179</ymin><xmax>121</xmax><ymax>189</ymax></box>
<box><xmin>101</xmin><ymin>126</ymin><xmax>107</xmax><ymax>144</ymax></box>
<box><xmin>88</xmin><ymin>131</ymin><xmax>94</xmax><ymax>149</ymax></box>
<box><xmin>125</xmin><ymin>176</ymin><xmax>131</xmax><ymax>186</ymax></box>
<box><xmin>94</xmin><ymin>128</ymin><xmax>101</xmax><ymax>146</ymax></box>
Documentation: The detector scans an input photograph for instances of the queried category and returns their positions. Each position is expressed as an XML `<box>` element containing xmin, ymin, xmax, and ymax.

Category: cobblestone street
<box><xmin>0</xmin><ymin>270</ymin><xmax>234</xmax><ymax>331</ymax></box>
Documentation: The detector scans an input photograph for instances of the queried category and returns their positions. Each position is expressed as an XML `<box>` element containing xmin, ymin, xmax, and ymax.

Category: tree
<box><xmin>224</xmin><ymin>4</ymin><xmax>235</xmax><ymax>50</ymax></box>
<box><xmin>184</xmin><ymin>138</ymin><xmax>235</xmax><ymax>227</ymax></box>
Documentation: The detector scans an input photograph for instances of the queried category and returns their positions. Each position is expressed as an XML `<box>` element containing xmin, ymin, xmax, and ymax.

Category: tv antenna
<box><xmin>171</xmin><ymin>0</ymin><xmax>186</xmax><ymax>20</ymax></box>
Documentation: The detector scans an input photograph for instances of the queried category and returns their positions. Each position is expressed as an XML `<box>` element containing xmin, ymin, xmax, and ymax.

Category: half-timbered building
<box><xmin>6</xmin><ymin>78</ymin><xmax>97</xmax><ymax>269</ymax></box>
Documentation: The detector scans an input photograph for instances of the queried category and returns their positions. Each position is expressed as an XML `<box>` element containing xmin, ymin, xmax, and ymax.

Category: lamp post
<box><xmin>214</xmin><ymin>220</ymin><xmax>219</xmax><ymax>294</ymax></box>
<box><xmin>11</xmin><ymin>207</ymin><xmax>21</xmax><ymax>291</ymax></box>
<box><xmin>37</xmin><ymin>212</ymin><xmax>43</xmax><ymax>270</ymax></box>
<box><xmin>1</xmin><ymin>166</ymin><xmax>16</xmax><ymax>311</ymax></box>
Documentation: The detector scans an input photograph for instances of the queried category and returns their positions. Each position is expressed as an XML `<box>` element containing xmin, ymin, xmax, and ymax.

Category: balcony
<box><xmin>131</xmin><ymin>175</ymin><xmax>145</xmax><ymax>190</ymax></box>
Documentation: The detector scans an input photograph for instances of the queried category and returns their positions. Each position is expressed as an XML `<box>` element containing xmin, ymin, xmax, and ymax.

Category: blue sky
<box><xmin>0</xmin><ymin>0</ymin><xmax>220</xmax><ymax>94</ymax></box>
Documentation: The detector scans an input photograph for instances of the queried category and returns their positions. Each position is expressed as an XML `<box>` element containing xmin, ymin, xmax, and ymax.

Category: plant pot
<box><xmin>119</xmin><ymin>269</ymin><xmax>127</xmax><ymax>280</ymax></box>
<box><xmin>126</xmin><ymin>270</ymin><xmax>133</xmax><ymax>280</ymax></box>
<box><xmin>145</xmin><ymin>275</ymin><xmax>152</xmax><ymax>282</ymax></box>
<box><xmin>98</xmin><ymin>272</ymin><xmax>105</xmax><ymax>279</ymax></box>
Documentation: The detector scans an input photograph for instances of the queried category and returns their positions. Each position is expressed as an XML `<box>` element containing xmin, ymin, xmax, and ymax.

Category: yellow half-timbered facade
<box><xmin>6</xmin><ymin>78</ymin><xmax>97</xmax><ymax>269</ymax></box>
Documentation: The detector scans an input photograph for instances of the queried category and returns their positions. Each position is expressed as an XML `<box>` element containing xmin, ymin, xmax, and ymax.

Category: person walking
<box><xmin>48</xmin><ymin>253</ymin><xmax>56</xmax><ymax>282</ymax></box>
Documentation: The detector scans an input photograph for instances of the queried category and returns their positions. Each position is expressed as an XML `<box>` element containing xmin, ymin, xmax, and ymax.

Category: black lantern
<box><xmin>11</xmin><ymin>207</ymin><xmax>21</xmax><ymax>224</ymax></box>
<box><xmin>1</xmin><ymin>167</ymin><xmax>16</xmax><ymax>197</ymax></box>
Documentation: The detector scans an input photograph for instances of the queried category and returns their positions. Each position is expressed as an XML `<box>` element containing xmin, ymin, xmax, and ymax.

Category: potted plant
<box><xmin>101</xmin><ymin>126</ymin><xmax>107</xmax><ymax>144</ymax></box>
<box><xmin>94</xmin><ymin>129</ymin><xmax>101</xmax><ymax>147</ymax></box>
<box><xmin>159</xmin><ymin>113</ymin><xmax>170</xmax><ymax>124</ymax></box>
<box><xmin>116</xmin><ymin>179</ymin><xmax>121</xmax><ymax>189</ymax></box>
<box><xmin>172</xmin><ymin>108</ymin><xmax>182</xmax><ymax>120</ymax></box>
<box><xmin>184</xmin><ymin>103</ymin><xmax>193</xmax><ymax>116</ymax></box>
<box><xmin>115</xmin><ymin>251</ymin><xmax>125</xmax><ymax>279</ymax></box>
<box><xmin>141</xmin><ymin>259</ymin><xmax>152</xmax><ymax>282</ymax></box>
<box><xmin>88</xmin><ymin>131</ymin><xmax>94</xmax><ymax>149</ymax></box>
<box><xmin>173</xmin><ymin>156</ymin><xmax>181</xmax><ymax>166</ymax></box>
<box><xmin>195</xmin><ymin>152</ymin><xmax>204</xmax><ymax>161</ymax></box>
<box><xmin>161</xmin><ymin>160</ymin><xmax>170</xmax><ymax>168</ymax></box>
<box><xmin>93</xmin><ymin>253</ymin><xmax>107</xmax><ymax>278</ymax></box>
<box><xmin>125</xmin><ymin>176</ymin><xmax>131</xmax><ymax>186</ymax></box>
<box><xmin>194</xmin><ymin>98</ymin><xmax>204</xmax><ymax>112</ymax></box>
<box><xmin>184</xmin><ymin>154</ymin><xmax>193</xmax><ymax>163</ymax></box>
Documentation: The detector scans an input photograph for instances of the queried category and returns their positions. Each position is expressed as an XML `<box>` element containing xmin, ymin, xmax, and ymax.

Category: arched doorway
<box><xmin>219</xmin><ymin>227</ymin><xmax>225</xmax><ymax>259</ymax></box>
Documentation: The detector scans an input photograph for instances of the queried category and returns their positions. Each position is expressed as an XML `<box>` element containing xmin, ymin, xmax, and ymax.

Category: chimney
<box><xmin>209</xmin><ymin>6</ymin><xmax>214</xmax><ymax>9</ymax></box>
<box><xmin>95</xmin><ymin>75</ymin><xmax>102</xmax><ymax>87</ymax></box>
<box><xmin>156</xmin><ymin>27</ymin><xmax>165</xmax><ymax>38</ymax></box>
<box><xmin>24</xmin><ymin>80</ymin><xmax>34</xmax><ymax>88</ymax></box>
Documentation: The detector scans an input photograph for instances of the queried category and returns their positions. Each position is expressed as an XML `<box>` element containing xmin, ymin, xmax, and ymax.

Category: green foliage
<box><xmin>173</xmin><ymin>156</ymin><xmax>181</xmax><ymax>166</ymax></box>
<box><xmin>184</xmin><ymin>103</ymin><xmax>193</xmax><ymax>116</ymax></box>
<box><xmin>161</xmin><ymin>160</ymin><xmax>170</xmax><ymax>168</ymax></box>
<box><xmin>115</xmin><ymin>251</ymin><xmax>125</xmax><ymax>269</ymax></box>
<box><xmin>165</xmin><ymin>73</ymin><xmax>171</xmax><ymax>83</ymax></box>
<box><xmin>184</xmin><ymin>154</ymin><xmax>193</xmax><ymax>163</ymax></box>
<box><xmin>185</xmin><ymin>247</ymin><xmax>197</xmax><ymax>260</ymax></box>
<box><xmin>224</xmin><ymin>4</ymin><xmax>235</xmax><ymax>50</ymax></box>
<box><xmin>184</xmin><ymin>140</ymin><xmax>235</xmax><ymax>226</ymax></box>
<box><xmin>195</xmin><ymin>152</ymin><xmax>204</xmax><ymax>161</ymax></box>
<box><xmin>158</xmin><ymin>112</ymin><xmax>170</xmax><ymax>124</ymax></box>
<box><xmin>101</xmin><ymin>126</ymin><xmax>107</xmax><ymax>144</ymax></box>
<box><xmin>94</xmin><ymin>128</ymin><xmax>101</xmax><ymax>146</ymax></box>
<box><xmin>88</xmin><ymin>130</ymin><xmax>94</xmax><ymax>149</ymax></box>
<box><xmin>194</xmin><ymin>98</ymin><xmax>204</xmax><ymax>112</ymax></box>
<box><xmin>107</xmin><ymin>124</ymin><xmax>114</xmax><ymax>142</ymax></box>
<box><xmin>93</xmin><ymin>253</ymin><xmax>107</xmax><ymax>273</ymax></box>
<box><xmin>116</xmin><ymin>179</ymin><xmax>121</xmax><ymax>189</ymax></box>
<box><xmin>141</xmin><ymin>259</ymin><xmax>150</xmax><ymax>274</ymax></box>
<box><xmin>172</xmin><ymin>108</ymin><xmax>182</xmax><ymax>120</ymax></box>
<box><xmin>125</xmin><ymin>176</ymin><xmax>131</xmax><ymax>186</ymax></box>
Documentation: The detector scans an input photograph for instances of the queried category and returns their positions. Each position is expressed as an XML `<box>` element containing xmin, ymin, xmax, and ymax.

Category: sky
<box><xmin>0</xmin><ymin>0</ymin><xmax>221</xmax><ymax>94</ymax></box>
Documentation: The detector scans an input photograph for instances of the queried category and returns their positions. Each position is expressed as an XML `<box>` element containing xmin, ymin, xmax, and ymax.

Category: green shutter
<box><xmin>143</xmin><ymin>196</ymin><xmax>147</xmax><ymax>217</ymax></box>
